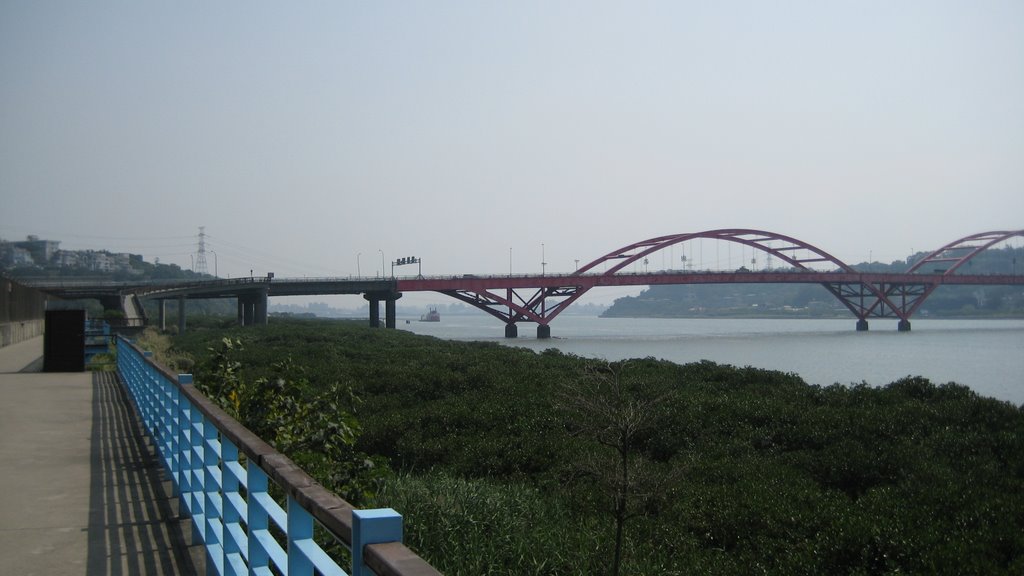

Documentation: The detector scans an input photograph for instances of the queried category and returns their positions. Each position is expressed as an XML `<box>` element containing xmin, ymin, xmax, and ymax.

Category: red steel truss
<box><xmin>909</xmin><ymin>230</ymin><xmax>1024</xmax><ymax>275</ymax></box>
<box><xmin>396</xmin><ymin>229</ymin><xmax>1024</xmax><ymax>333</ymax></box>
<box><xmin>576</xmin><ymin>229</ymin><xmax>856</xmax><ymax>275</ymax></box>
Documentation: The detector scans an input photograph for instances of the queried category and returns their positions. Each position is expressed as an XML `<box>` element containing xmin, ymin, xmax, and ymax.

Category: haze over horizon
<box><xmin>3</xmin><ymin>2</ymin><xmax>1023</xmax><ymax>307</ymax></box>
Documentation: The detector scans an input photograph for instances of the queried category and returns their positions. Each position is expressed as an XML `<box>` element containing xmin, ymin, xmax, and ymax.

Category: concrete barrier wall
<box><xmin>0</xmin><ymin>319</ymin><xmax>45</xmax><ymax>348</ymax></box>
<box><xmin>1</xmin><ymin>276</ymin><xmax>50</xmax><ymax>348</ymax></box>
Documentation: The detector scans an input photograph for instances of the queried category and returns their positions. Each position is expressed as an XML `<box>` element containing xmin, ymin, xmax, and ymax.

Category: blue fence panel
<box><xmin>115</xmin><ymin>337</ymin><xmax>438</xmax><ymax>576</ymax></box>
<box><xmin>84</xmin><ymin>319</ymin><xmax>112</xmax><ymax>364</ymax></box>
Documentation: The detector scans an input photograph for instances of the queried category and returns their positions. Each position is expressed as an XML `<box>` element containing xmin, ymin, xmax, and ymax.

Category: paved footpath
<box><xmin>0</xmin><ymin>337</ymin><xmax>203</xmax><ymax>575</ymax></box>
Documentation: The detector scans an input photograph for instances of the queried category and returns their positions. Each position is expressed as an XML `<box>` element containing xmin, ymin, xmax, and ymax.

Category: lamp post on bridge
<box><xmin>357</xmin><ymin>253</ymin><xmax>361</xmax><ymax>278</ymax></box>
<box><xmin>542</xmin><ymin>243</ymin><xmax>546</xmax><ymax>276</ymax></box>
<box><xmin>209</xmin><ymin>250</ymin><xmax>218</xmax><ymax>278</ymax></box>
<box><xmin>379</xmin><ymin>249</ymin><xmax>384</xmax><ymax>278</ymax></box>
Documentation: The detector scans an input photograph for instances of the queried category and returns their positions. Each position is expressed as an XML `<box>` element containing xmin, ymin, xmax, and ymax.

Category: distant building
<box><xmin>9</xmin><ymin>246</ymin><xmax>34</xmax><ymax>266</ymax></box>
<box><xmin>15</xmin><ymin>236</ymin><xmax>61</xmax><ymax>264</ymax></box>
<box><xmin>2</xmin><ymin>234</ymin><xmax>142</xmax><ymax>275</ymax></box>
<box><xmin>93</xmin><ymin>252</ymin><xmax>114</xmax><ymax>272</ymax></box>
<box><xmin>56</xmin><ymin>250</ymin><xmax>81</xmax><ymax>268</ymax></box>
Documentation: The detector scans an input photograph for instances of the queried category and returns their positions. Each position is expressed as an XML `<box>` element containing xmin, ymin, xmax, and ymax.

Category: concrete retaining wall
<box><xmin>0</xmin><ymin>319</ymin><xmax>45</xmax><ymax>348</ymax></box>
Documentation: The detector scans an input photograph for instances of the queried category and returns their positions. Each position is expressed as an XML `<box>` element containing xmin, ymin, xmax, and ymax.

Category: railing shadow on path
<box><xmin>86</xmin><ymin>371</ymin><xmax>204</xmax><ymax>575</ymax></box>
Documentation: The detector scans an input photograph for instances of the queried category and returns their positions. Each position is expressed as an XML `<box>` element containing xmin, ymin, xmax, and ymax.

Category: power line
<box><xmin>204</xmin><ymin>234</ymin><xmax>339</xmax><ymax>276</ymax></box>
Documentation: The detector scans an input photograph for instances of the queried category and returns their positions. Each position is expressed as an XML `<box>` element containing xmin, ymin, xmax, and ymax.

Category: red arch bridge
<box><xmin>29</xmin><ymin>228</ymin><xmax>1024</xmax><ymax>338</ymax></box>
<box><xmin>397</xmin><ymin>228</ymin><xmax>1024</xmax><ymax>337</ymax></box>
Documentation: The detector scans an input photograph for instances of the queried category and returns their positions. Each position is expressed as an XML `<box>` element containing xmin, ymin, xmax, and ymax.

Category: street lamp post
<box><xmin>379</xmin><ymin>249</ymin><xmax>385</xmax><ymax>278</ymax></box>
<box><xmin>357</xmin><ymin>252</ymin><xmax>361</xmax><ymax>278</ymax></box>
<box><xmin>210</xmin><ymin>250</ymin><xmax>218</xmax><ymax>278</ymax></box>
<box><xmin>541</xmin><ymin>243</ymin><xmax>546</xmax><ymax>276</ymax></box>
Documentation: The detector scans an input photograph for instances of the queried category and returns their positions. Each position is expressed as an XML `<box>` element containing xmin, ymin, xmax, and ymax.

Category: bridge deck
<box><xmin>0</xmin><ymin>337</ymin><xmax>203</xmax><ymax>575</ymax></box>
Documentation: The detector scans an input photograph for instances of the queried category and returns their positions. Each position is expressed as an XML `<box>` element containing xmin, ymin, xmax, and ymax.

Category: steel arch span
<box><xmin>908</xmin><ymin>230</ymin><xmax>1024</xmax><ymax>275</ymax></box>
<box><xmin>886</xmin><ymin>229</ymin><xmax>1024</xmax><ymax>321</ymax></box>
<box><xmin>570</xmin><ymin>228</ymin><xmax>913</xmax><ymax>329</ymax></box>
<box><xmin>398</xmin><ymin>227</ymin><xmax>1024</xmax><ymax>336</ymax></box>
<box><xmin>576</xmin><ymin>228</ymin><xmax>856</xmax><ymax>276</ymax></box>
<box><xmin>440</xmin><ymin>229</ymin><xmax>881</xmax><ymax>333</ymax></box>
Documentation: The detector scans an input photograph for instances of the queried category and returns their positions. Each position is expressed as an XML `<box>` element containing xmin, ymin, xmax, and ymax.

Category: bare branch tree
<box><xmin>558</xmin><ymin>361</ymin><xmax>683</xmax><ymax>576</ymax></box>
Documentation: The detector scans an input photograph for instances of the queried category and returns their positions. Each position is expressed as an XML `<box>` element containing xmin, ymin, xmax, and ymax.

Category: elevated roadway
<box><xmin>23</xmin><ymin>227</ymin><xmax>1024</xmax><ymax>337</ymax></box>
<box><xmin>397</xmin><ymin>269</ymin><xmax>1024</xmax><ymax>337</ymax></box>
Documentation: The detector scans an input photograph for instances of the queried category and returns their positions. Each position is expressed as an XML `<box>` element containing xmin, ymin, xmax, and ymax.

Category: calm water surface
<box><xmin>400</xmin><ymin>315</ymin><xmax>1024</xmax><ymax>405</ymax></box>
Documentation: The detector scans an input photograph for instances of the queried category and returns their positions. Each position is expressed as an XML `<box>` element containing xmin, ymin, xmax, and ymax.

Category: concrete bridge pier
<box><xmin>364</xmin><ymin>291</ymin><xmax>402</xmax><ymax>329</ymax></box>
<box><xmin>236</xmin><ymin>289</ymin><xmax>269</xmax><ymax>327</ymax></box>
<box><xmin>504</xmin><ymin>323</ymin><xmax>518</xmax><ymax>338</ymax></box>
<box><xmin>177</xmin><ymin>295</ymin><xmax>186</xmax><ymax>333</ymax></box>
<box><xmin>537</xmin><ymin>324</ymin><xmax>551</xmax><ymax>339</ymax></box>
<box><xmin>255</xmin><ymin>287</ymin><xmax>268</xmax><ymax>325</ymax></box>
<box><xmin>898</xmin><ymin>319</ymin><xmax>912</xmax><ymax>332</ymax></box>
<box><xmin>856</xmin><ymin>319</ymin><xmax>869</xmax><ymax>331</ymax></box>
<box><xmin>366</xmin><ymin>296</ymin><xmax>380</xmax><ymax>328</ymax></box>
<box><xmin>238</xmin><ymin>295</ymin><xmax>256</xmax><ymax>326</ymax></box>
<box><xmin>238</xmin><ymin>296</ymin><xmax>253</xmax><ymax>326</ymax></box>
<box><xmin>158</xmin><ymin>300</ymin><xmax>166</xmax><ymax>331</ymax></box>
<box><xmin>385</xmin><ymin>295</ymin><xmax>400</xmax><ymax>328</ymax></box>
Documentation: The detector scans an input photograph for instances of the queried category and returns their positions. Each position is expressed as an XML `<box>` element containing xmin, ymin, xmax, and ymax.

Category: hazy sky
<box><xmin>2</xmin><ymin>2</ymin><xmax>1022</xmax><ymax>306</ymax></box>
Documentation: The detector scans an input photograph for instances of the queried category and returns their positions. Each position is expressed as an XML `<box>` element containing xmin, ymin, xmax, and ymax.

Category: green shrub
<box><xmin>171</xmin><ymin>318</ymin><xmax>1024</xmax><ymax>575</ymax></box>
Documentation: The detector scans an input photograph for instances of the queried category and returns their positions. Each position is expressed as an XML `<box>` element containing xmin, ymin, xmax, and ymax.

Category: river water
<box><xmin>399</xmin><ymin>315</ymin><xmax>1024</xmax><ymax>405</ymax></box>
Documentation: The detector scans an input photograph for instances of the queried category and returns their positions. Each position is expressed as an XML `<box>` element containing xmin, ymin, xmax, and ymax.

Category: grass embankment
<box><xmin>167</xmin><ymin>317</ymin><xmax>1024</xmax><ymax>575</ymax></box>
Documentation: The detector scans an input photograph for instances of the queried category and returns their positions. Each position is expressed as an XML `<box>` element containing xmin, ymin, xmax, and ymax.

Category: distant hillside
<box><xmin>603</xmin><ymin>247</ymin><xmax>1024</xmax><ymax>319</ymax></box>
<box><xmin>1</xmin><ymin>234</ymin><xmax>207</xmax><ymax>282</ymax></box>
<box><xmin>0</xmin><ymin>236</ymin><xmax>240</xmax><ymax>320</ymax></box>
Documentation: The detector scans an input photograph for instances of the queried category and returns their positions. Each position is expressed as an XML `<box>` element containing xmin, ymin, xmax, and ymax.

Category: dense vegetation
<box><xmin>168</xmin><ymin>318</ymin><xmax>1024</xmax><ymax>575</ymax></box>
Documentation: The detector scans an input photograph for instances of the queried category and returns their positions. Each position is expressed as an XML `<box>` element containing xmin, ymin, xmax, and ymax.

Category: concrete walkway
<box><xmin>0</xmin><ymin>337</ymin><xmax>203</xmax><ymax>575</ymax></box>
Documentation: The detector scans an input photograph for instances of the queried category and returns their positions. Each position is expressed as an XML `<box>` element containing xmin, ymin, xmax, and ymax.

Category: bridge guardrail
<box><xmin>116</xmin><ymin>336</ymin><xmax>441</xmax><ymax>576</ymax></box>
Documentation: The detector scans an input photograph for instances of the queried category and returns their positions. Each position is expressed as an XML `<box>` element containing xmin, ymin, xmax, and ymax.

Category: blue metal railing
<box><xmin>116</xmin><ymin>336</ymin><xmax>440</xmax><ymax>576</ymax></box>
<box><xmin>84</xmin><ymin>319</ymin><xmax>111</xmax><ymax>364</ymax></box>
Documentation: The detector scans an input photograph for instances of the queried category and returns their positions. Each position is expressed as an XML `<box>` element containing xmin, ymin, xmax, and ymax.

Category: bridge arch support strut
<box><xmin>575</xmin><ymin>228</ymin><xmax>890</xmax><ymax>329</ymax></box>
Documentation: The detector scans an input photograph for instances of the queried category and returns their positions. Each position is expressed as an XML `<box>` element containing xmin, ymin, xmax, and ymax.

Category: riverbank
<box><xmin>402</xmin><ymin>316</ymin><xmax>1024</xmax><ymax>405</ymax></box>
<box><xmin>164</xmin><ymin>318</ymin><xmax>1024</xmax><ymax>574</ymax></box>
